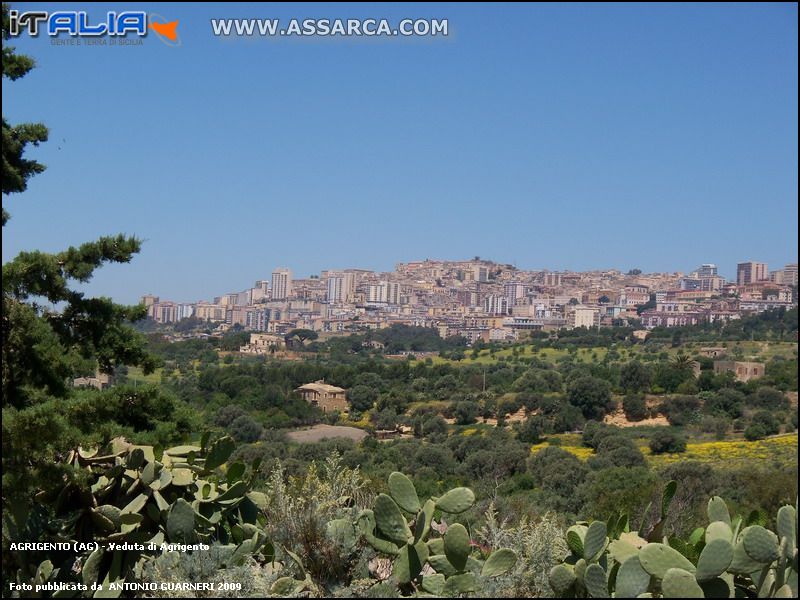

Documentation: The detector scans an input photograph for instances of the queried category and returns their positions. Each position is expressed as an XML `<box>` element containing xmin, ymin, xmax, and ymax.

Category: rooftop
<box><xmin>296</xmin><ymin>380</ymin><xmax>345</xmax><ymax>394</ymax></box>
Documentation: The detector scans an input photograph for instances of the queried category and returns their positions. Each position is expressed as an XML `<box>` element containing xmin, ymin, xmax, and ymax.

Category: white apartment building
<box><xmin>271</xmin><ymin>268</ymin><xmax>293</xmax><ymax>300</ymax></box>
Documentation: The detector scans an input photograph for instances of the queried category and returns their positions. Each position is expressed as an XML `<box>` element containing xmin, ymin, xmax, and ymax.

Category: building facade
<box><xmin>295</xmin><ymin>380</ymin><xmax>348</xmax><ymax>413</ymax></box>
<box><xmin>271</xmin><ymin>268</ymin><xmax>293</xmax><ymax>300</ymax></box>
<box><xmin>737</xmin><ymin>262</ymin><xmax>768</xmax><ymax>286</ymax></box>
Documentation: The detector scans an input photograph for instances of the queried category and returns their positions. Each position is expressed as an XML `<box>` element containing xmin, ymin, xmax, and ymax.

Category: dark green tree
<box><xmin>516</xmin><ymin>415</ymin><xmax>544</xmax><ymax>444</ymax></box>
<box><xmin>581</xmin><ymin>466</ymin><xmax>657</xmax><ymax>520</ymax></box>
<box><xmin>285</xmin><ymin>328</ymin><xmax>319</xmax><ymax>348</ymax></box>
<box><xmin>648</xmin><ymin>429</ymin><xmax>687</xmax><ymax>454</ymax></box>
<box><xmin>347</xmin><ymin>384</ymin><xmax>378</xmax><ymax>412</ymax></box>
<box><xmin>453</xmin><ymin>400</ymin><xmax>480</xmax><ymax>425</ymax></box>
<box><xmin>620</xmin><ymin>360</ymin><xmax>652</xmax><ymax>393</ymax></box>
<box><xmin>622</xmin><ymin>392</ymin><xmax>648</xmax><ymax>421</ymax></box>
<box><xmin>2</xmin><ymin>8</ymin><xmax>156</xmax><ymax>500</ymax></box>
<box><xmin>636</xmin><ymin>293</ymin><xmax>657</xmax><ymax>315</ymax></box>
<box><xmin>1</xmin><ymin>4</ymin><xmax>48</xmax><ymax>225</ymax></box>
<box><xmin>567</xmin><ymin>376</ymin><xmax>614</xmax><ymax>420</ymax></box>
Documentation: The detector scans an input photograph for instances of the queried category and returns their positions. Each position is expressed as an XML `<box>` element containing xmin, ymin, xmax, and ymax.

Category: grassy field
<box><xmin>419</xmin><ymin>346</ymin><xmax>611</xmax><ymax>366</ymax></box>
<box><xmin>530</xmin><ymin>432</ymin><xmax>799</xmax><ymax>469</ymax></box>
<box><xmin>126</xmin><ymin>366</ymin><xmax>163</xmax><ymax>384</ymax></box>
<box><xmin>415</xmin><ymin>341</ymin><xmax>797</xmax><ymax>367</ymax></box>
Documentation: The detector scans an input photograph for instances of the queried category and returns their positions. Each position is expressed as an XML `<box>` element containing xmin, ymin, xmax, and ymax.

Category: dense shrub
<box><xmin>620</xmin><ymin>360</ymin><xmax>652</xmax><ymax>392</ymax></box>
<box><xmin>744</xmin><ymin>424</ymin><xmax>767</xmax><ymax>441</ymax></box>
<box><xmin>215</xmin><ymin>404</ymin><xmax>247</xmax><ymax>427</ymax></box>
<box><xmin>704</xmin><ymin>388</ymin><xmax>746</xmax><ymax>419</ymax></box>
<box><xmin>622</xmin><ymin>393</ymin><xmax>648</xmax><ymax>421</ymax></box>
<box><xmin>659</xmin><ymin>394</ymin><xmax>700</xmax><ymax>426</ymax></box>
<box><xmin>750</xmin><ymin>410</ymin><xmax>781</xmax><ymax>436</ymax></box>
<box><xmin>567</xmin><ymin>376</ymin><xmax>614</xmax><ymax>420</ymax></box>
<box><xmin>347</xmin><ymin>384</ymin><xmax>378</xmax><ymax>412</ymax></box>
<box><xmin>588</xmin><ymin>435</ymin><xmax>646</xmax><ymax>469</ymax></box>
<box><xmin>454</xmin><ymin>400</ymin><xmax>480</xmax><ymax>425</ymax></box>
<box><xmin>581</xmin><ymin>421</ymin><xmax>620</xmax><ymax>449</ymax></box>
<box><xmin>648</xmin><ymin>429</ymin><xmax>687</xmax><ymax>454</ymax></box>
<box><xmin>228</xmin><ymin>414</ymin><xmax>263</xmax><ymax>443</ymax></box>
<box><xmin>516</xmin><ymin>415</ymin><xmax>544</xmax><ymax>444</ymax></box>
<box><xmin>747</xmin><ymin>386</ymin><xmax>790</xmax><ymax>410</ymax></box>
<box><xmin>371</xmin><ymin>408</ymin><xmax>400</xmax><ymax>430</ymax></box>
<box><xmin>580</xmin><ymin>466</ymin><xmax>658</xmax><ymax>520</ymax></box>
<box><xmin>527</xmin><ymin>447</ymin><xmax>588</xmax><ymax>514</ymax></box>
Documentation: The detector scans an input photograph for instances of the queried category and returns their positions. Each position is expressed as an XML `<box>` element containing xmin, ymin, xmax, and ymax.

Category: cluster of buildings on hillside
<box><xmin>141</xmin><ymin>259</ymin><xmax>797</xmax><ymax>344</ymax></box>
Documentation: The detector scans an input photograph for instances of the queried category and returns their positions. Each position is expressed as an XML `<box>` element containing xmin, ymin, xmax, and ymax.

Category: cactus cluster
<box><xmin>549</xmin><ymin>484</ymin><xmax>798</xmax><ymax>598</ymax></box>
<box><xmin>338</xmin><ymin>472</ymin><xmax>518</xmax><ymax>596</ymax></box>
<box><xmin>5</xmin><ymin>434</ymin><xmax>272</xmax><ymax>597</ymax></box>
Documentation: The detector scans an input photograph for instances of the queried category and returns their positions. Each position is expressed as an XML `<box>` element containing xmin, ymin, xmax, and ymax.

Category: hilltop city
<box><xmin>141</xmin><ymin>258</ymin><xmax>799</xmax><ymax>347</ymax></box>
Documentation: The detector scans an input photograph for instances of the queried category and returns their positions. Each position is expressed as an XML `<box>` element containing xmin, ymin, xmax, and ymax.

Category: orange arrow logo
<box><xmin>149</xmin><ymin>20</ymin><xmax>178</xmax><ymax>41</ymax></box>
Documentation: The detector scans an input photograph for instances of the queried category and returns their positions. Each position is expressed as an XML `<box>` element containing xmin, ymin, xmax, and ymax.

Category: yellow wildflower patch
<box><xmin>530</xmin><ymin>433</ymin><xmax>798</xmax><ymax>469</ymax></box>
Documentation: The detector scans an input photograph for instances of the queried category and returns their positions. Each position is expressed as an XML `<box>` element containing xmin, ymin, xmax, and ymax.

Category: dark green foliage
<box><xmin>453</xmin><ymin>400</ymin><xmax>480</xmax><ymax>425</ymax></box>
<box><xmin>371</xmin><ymin>323</ymin><xmax>467</xmax><ymax>354</ymax></box>
<box><xmin>285</xmin><ymin>328</ymin><xmax>319</xmax><ymax>349</ymax></box>
<box><xmin>528</xmin><ymin>447</ymin><xmax>588</xmax><ymax>514</ymax></box>
<box><xmin>704</xmin><ymin>388</ymin><xmax>746</xmax><ymax>419</ymax></box>
<box><xmin>512</xmin><ymin>368</ymin><xmax>563</xmax><ymax>394</ymax></box>
<box><xmin>749</xmin><ymin>410</ymin><xmax>781</xmax><ymax>436</ymax></box>
<box><xmin>653</xmin><ymin>363</ymin><xmax>694</xmax><ymax>393</ymax></box>
<box><xmin>3</xmin><ymin>434</ymin><xmax>272</xmax><ymax>595</ymax></box>
<box><xmin>2</xmin><ymin>385</ymin><xmax>195</xmax><ymax>502</ymax></box>
<box><xmin>348</xmin><ymin>384</ymin><xmax>378</xmax><ymax>412</ymax></box>
<box><xmin>659</xmin><ymin>395</ymin><xmax>701</xmax><ymax>426</ymax></box>
<box><xmin>747</xmin><ymin>387</ymin><xmax>789</xmax><ymax>410</ymax></box>
<box><xmin>413</xmin><ymin>413</ymin><xmax>448</xmax><ymax>439</ymax></box>
<box><xmin>516</xmin><ymin>415</ymin><xmax>544</xmax><ymax>444</ymax></box>
<box><xmin>649</xmin><ymin>429</ymin><xmax>688</xmax><ymax>454</ymax></box>
<box><xmin>372</xmin><ymin>408</ymin><xmax>400</xmax><ymax>430</ymax></box>
<box><xmin>2</xmin><ymin>4</ymin><xmax>48</xmax><ymax>220</ymax></box>
<box><xmin>376</xmin><ymin>387</ymin><xmax>414</xmax><ymax>413</ymax></box>
<box><xmin>620</xmin><ymin>361</ymin><xmax>652</xmax><ymax>393</ymax></box>
<box><xmin>547</xmin><ymin>403</ymin><xmax>586</xmax><ymax>434</ymax></box>
<box><xmin>215</xmin><ymin>405</ymin><xmax>247</xmax><ymax>428</ymax></box>
<box><xmin>588</xmin><ymin>435</ymin><xmax>647</xmax><ymax>469</ymax></box>
<box><xmin>623</xmin><ymin>392</ymin><xmax>648</xmax><ymax>421</ymax></box>
<box><xmin>452</xmin><ymin>429</ymin><xmax>529</xmax><ymax>485</ymax></box>
<box><xmin>228</xmin><ymin>415</ymin><xmax>263</xmax><ymax>443</ymax></box>
<box><xmin>580</xmin><ymin>466</ymin><xmax>658</xmax><ymax>520</ymax></box>
<box><xmin>764</xmin><ymin>356</ymin><xmax>799</xmax><ymax>391</ymax></box>
<box><xmin>2</xmin><ymin>236</ymin><xmax>157</xmax><ymax>407</ymax></box>
<box><xmin>700</xmin><ymin>415</ymin><xmax>732</xmax><ymax>439</ymax></box>
<box><xmin>2</xmin><ymin>20</ymin><xmax>158</xmax><ymax>502</ymax></box>
<box><xmin>218</xmin><ymin>329</ymin><xmax>250</xmax><ymax>351</ymax></box>
<box><xmin>413</xmin><ymin>445</ymin><xmax>457</xmax><ymax>475</ymax></box>
<box><xmin>581</xmin><ymin>421</ymin><xmax>620</xmax><ymax>449</ymax></box>
<box><xmin>567</xmin><ymin>376</ymin><xmax>614</xmax><ymax>420</ymax></box>
<box><xmin>636</xmin><ymin>293</ymin><xmax>656</xmax><ymax>314</ymax></box>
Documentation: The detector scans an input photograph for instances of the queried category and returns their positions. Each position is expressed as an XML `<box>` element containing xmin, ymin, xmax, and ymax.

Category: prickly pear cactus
<box><xmin>348</xmin><ymin>471</ymin><xmax>518</xmax><ymax>596</ymax></box>
<box><xmin>5</xmin><ymin>434</ymin><xmax>273</xmax><ymax>596</ymax></box>
<box><xmin>549</xmin><ymin>486</ymin><xmax>798</xmax><ymax>598</ymax></box>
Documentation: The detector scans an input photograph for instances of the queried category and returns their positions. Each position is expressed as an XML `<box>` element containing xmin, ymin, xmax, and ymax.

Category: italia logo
<box><xmin>7</xmin><ymin>10</ymin><xmax>180</xmax><ymax>45</ymax></box>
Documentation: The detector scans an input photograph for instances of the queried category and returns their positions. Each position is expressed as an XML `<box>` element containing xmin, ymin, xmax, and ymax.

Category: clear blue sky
<box><xmin>2</xmin><ymin>2</ymin><xmax>797</xmax><ymax>304</ymax></box>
